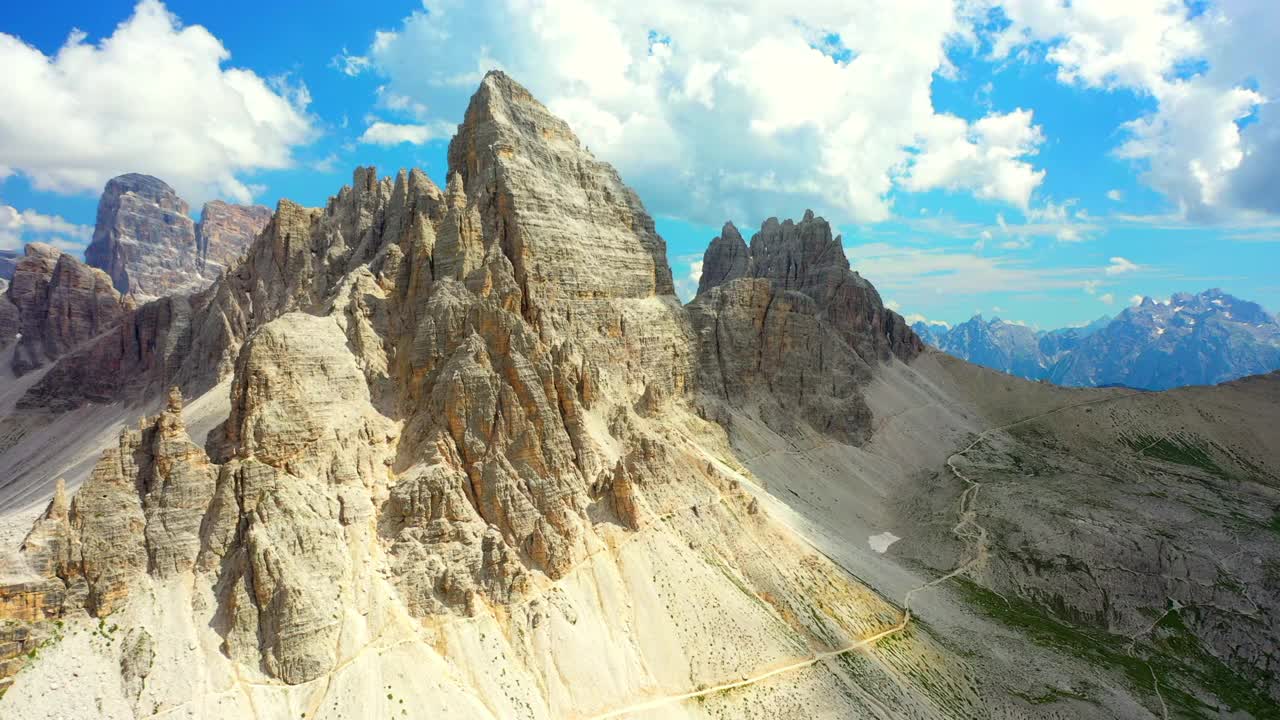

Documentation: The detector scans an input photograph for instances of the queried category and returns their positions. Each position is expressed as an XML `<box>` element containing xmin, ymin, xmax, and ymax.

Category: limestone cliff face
<box><xmin>6</xmin><ymin>71</ymin><xmax>1277</xmax><ymax>720</ymax></box>
<box><xmin>690</xmin><ymin>213</ymin><xmax>922</xmax><ymax>445</ymax></box>
<box><xmin>84</xmin><ymin>174</ymin><xmax>269</xmax><ymax>300</ymax></box>
<box><xmin>697</xmin><ymin>212</ymin><xmax>921</xmax><ymax>364</ymax></box>
<box><xmin>0</xmin><ymin>243</ymin><xmax>125</xmax><ymax>376</ymax></box>
<box><xmin>85</xmin><ymin>174</ymin><xmax>197</xmax><ymax>298</ymax></box>
<box><xmin>7</xmin><ymin>71</ymin><xmax>709</xmax><ymax>687</ymax></box>
<box><xmin>194</xmin><ymin>200</ymin><xmax>272</xmax><ymax>277</ymax></box>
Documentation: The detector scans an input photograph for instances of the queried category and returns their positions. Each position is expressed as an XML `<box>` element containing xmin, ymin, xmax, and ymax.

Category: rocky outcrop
<box><xmin>0</xmin><ymin>243</ymin><xmax>125</xmax><ymax>376</ymax></box>
<box><xmin>85</xmin><ymin>174</ymin><xmax>197</xmax><ymax>298</ymax></box>
<box><xmin>4</xmin><ymin>71</ymin><xmax>704</xmax><ymax>687</ymax></box>
<box><xmin>690</xmin><ymin>278</ymin><xmax>875</xmax><ymax>445</ymax></box>
<box><xmin>4</xmin><ymin>69</ymin><xmax>1279</xmax><ymax>720</ymax></box>
<box><xmin>447</xmin><ymin>71</ymin><xmax>676</xmax><ymax>310</ymax></box>
<box><xmin>84</xmin><ymin>174</ymin><xmax>269</xmax><ymax>300</ymax></box>
<box><xmin>690</xmin><ymin>214</ymin><xmax>920</xmax><ymax>445</ymax></box>
<box><xmin>696</xmin><ymin>213</ymin><xmax>921</xmax><ymax>364</ymax></box>
<box><xmin>194</xmin><ymin>200</ymin><xmax>271</xmax><ymax>276</ymax></box>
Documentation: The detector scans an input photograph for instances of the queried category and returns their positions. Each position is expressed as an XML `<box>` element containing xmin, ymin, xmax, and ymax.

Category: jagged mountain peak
<box><xmin>927</xmin><ymin>288</ymin><xmax>1279</xmax><ymax>389</ymax></box>
<box><xmin>447</xmin><ymin>70</ymin><xmax>676</xmax><ymax>308</ymax></box>
<box><xmin>100</xmin><ymin>173</ymin><xmax>189</xmax><ymax>213</ymax></box>
<box><xmin>688</xmin><ymin>209</ymin><xmax>922</xmax><ymax>448</ymax></box>
<box><xmin>4</xmin><ymin>69</ymin><xmax>1280</xmax><ymax>718</ymax></box>
<box><xmin>700</xmin><ymin>211</ymin><xmax>849</xmax><ymax>295</ymax></box>
<box><xmin>448</xmin><ymin>70</ymin><xmax>582</xmax><ymax>184</ymax></box>
<box><xmin>695</xmin><ymin>210</ymin><xmax>920</xmax><ymax>363</ymax></box>
<box><xmin>85</xmin><ymin>172</ymin><xmax>270</xmax><ymax>299</ymax></box>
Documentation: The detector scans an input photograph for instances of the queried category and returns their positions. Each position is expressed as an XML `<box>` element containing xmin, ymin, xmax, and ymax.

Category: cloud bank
<box><xmin>360</xmin><ymin>0</ymin><xmax>1047</xmax><ymax>225</ymax></box>
<box><xmin>0</xmin><ymin>0</ymin><xmax>314</xmax><ymax>204</ymax></box>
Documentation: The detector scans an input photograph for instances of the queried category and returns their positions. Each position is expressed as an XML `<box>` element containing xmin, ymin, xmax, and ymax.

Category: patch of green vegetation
<box><xmin>956</xmin><ymin>579</ymin><xmax>1280</xmax><ymax>719</ymax></box>
<box><xmin>1269</xmin><ymin>512</ymin><xmax>1280</xmax><ymax>538</ymax></box>
<box><xmin>1124</xmin><ymin>434</ymin><xmax>1227</xmax><ymax>478</ymax></box>
<box><xmin>1146</xmin><ymin>610</ymin><xmax>1280</xmax><ymax>719</ymax></box>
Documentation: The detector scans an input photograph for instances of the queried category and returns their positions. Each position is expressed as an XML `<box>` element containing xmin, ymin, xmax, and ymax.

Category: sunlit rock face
<box><xmin>194</xmin><ymin>200</ymin><xmax>272</xmax><ymax>279</ymax></box>
<box><xmin>6</xmin><ymin>69</ymin><xmax>1277</xmax><ymax>720</ymax></box>
<box><xmin>2</xmin><ymin>71</ymin><xmax>745</xmax><ymax>692</ymax></box>
<box><xmin>85</xmin><ymin>174</ymin><xmax>269</xmax><ymax>301</ymax></box>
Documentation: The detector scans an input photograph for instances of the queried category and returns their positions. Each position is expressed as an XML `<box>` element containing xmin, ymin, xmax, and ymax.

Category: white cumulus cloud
<box><xmin>0</xmin><ymin>0</ymin><xmax>314</xmax><ymax>205</ymax></box>
<box><xmin>358</xmin><ymin>120</ymin><xmax>453</xmax><ymax>146</ymax></box>
<box><xmin>990</xmin><ymin>0</ymin><xmax>1279</xmax><ymax>220</ymax></box>
<box><xmin>362</xmin><ymin>0</ymin><xmax>1050</xmax><ymax>225</ymax></box>
<box><xmin>674</xmin><ymin>258</ymin><xmax>703</xmax><ymax>302</ymax></box>
<box><xmin>0</xmin><ymin>203</ymin><xmax>94</xmax><ymax>251</ymax></box>
<box><xmin>1105</xmin><ymin>256</ymin><xmax>1140</xmax><ymax>275</ymax></box>
<box><xmin>902</xmin><ymin>109</ymin><xmax>1046</xmax><ymax>209</ymax></box>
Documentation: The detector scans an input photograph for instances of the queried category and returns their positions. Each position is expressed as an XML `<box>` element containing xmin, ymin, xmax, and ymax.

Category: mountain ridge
<box><xmin>0</xmin><ymin>70</ymin><xmax>1276</xmax><ymax>718</ymax></box>
<box><xmin>84</xmin><ymin>173</ymin><xmax>271</xmax><ymax>300</ymax></box>
<box><xmin>916</xmin><ymin>289</ymin><xmax>1280</xmax><ymax>389</ymax></box>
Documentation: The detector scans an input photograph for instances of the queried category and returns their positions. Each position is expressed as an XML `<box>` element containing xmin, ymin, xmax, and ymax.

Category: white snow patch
<box><xmin>868</xmin><ymin>531</ymin><xmax>901</xmax><ymax>554</ymax></box>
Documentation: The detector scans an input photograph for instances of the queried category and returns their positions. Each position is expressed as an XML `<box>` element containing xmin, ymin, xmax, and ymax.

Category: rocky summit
<box><xmin>0</xmin><ymin>243</ymin><xmax>125</xmax><ymax>376</ymax></box>
<box><xmin>84</xmin><ymin>173</ymin><xmax>270</xmax><ymax>300</ymax></box>
<box><xmin>0</xmin><ymin>71</ymin><xmax>1278</xmax><ymax>720</ymax></box>
<box><xmin>691</xmin><ymin>214</ymin><xmax>921</xmax><ymax>446</ymax></box>
<box><xmin>921</xmin><ymin>290</ymin><xmax>1280</xmax><ymax>389</ymax></box>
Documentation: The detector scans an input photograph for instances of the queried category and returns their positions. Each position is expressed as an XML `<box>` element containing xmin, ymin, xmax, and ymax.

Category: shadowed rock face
<box><xmin>689</xmin><ymin>213</ymin><xmax>921</xmax><ymax>446</ymax></box>
<box><xmin>84</xmin><ymin>174</ymin><xmax>269</xmax><ymax>300</ymax></box>
<box><xmin>85</xmin><ymin>174</ymin><xmax>197</xmax><ymax>298</ymax></box>
<box><xmin>0</xmin><ymin>243</ymin><xmax>125</xmax><ymax>376</ymax></box>
<box><xmin>697</xmin><ymin>213</ymin><xmax>922</xmax><ymax>365</ymax></box>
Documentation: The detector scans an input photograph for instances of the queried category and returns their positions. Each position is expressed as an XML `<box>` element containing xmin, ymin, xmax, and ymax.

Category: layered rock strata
<box><xmin>690</xmin><ymin>213</ymin><xmax>921</xmax><ymax>445</ymax></box>
<box><xmin>0</xmin><ymin>243</ymin><xmax>125</xmax><ymax>376</ymax></box>
<box><xmin>195</xmin><ymin>200</ymin><xmax>272</xmax><ymax>276</ymax></box>
<box><xmin>84</xmin><ymin>174</ymin><xmax>269</xmax><ymax>299</ymax></box>
<box><xmin>5</xmin><ymin>72</ymin><xmax>734</xmax><ymax>691</ymax></box>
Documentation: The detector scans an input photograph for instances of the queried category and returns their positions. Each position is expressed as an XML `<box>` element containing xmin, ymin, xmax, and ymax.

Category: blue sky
<box><xmin>2</xmin><ymin>0</ymin><xmax>1278</xmax><ymax>330</ymax></box>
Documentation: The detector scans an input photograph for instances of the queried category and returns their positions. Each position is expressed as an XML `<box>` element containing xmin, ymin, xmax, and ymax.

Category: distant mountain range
<box><xmin>914</xmin><ymin>289</ymin><xmax>1280</xmax><ymax>390</ymax></box>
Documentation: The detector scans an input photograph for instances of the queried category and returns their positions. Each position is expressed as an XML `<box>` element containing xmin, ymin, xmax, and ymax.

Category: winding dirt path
<box><xmin>583</xmin><ymin>391</ymin><xmax>1141</xmax><ymax>719</ymax></box>
<box><xmin>584</xmin><ymin>618</ymin><xmax>909</xmax><ymax>720</ymax></box>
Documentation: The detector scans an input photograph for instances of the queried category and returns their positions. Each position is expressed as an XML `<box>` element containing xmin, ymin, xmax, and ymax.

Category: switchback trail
<box><xmin>585</xmin><ymin>390</ymin><xmax>1141</xmax><ymax>720</ymax></box>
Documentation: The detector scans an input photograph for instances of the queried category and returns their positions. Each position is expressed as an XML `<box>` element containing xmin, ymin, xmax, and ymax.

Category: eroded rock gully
<box><xmin>1</xmin><ymin>72</ymin><xmax>794</xmax><ymax>692</ymax></box>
